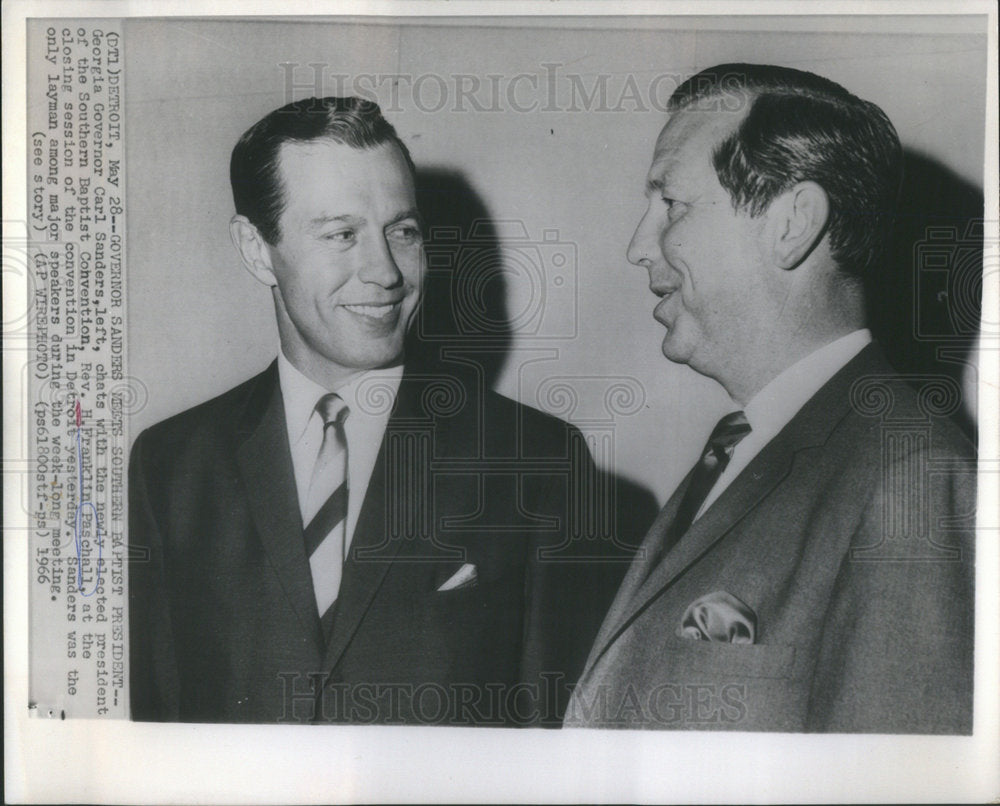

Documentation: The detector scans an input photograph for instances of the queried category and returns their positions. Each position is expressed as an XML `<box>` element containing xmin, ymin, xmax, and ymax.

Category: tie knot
<box><xmin>316</xmin><ymin>393</ymin><xmax>350</xmax><ymax>429</ymax></box>
<box><xmin>707</xmin><ymin>410</ymin><xmax>751</xmax><ymax>454</ymax></box>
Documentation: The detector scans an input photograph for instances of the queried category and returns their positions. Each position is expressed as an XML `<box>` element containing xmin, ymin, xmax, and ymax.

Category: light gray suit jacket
<box><xmin>566</xmin><ymin>344</ymin><xmax>975</xmax><ymax>733</ymax></box>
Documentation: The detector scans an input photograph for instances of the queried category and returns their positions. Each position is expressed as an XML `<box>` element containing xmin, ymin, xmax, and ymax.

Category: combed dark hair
<box><xmin>230</xmin><ymin>96</ymin><xmax>415</xmax><ymax>244</ymax></box>
<box><xmin>669</xmin><ymin>64</ymin><xmax>902</xmax><ymax>278</ymax></box>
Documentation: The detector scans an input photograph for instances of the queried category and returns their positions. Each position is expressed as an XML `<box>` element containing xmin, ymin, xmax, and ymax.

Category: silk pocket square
<box><xmin>678</xmin><ymin>591</ymin><xmax>757</xmax><ymax>644</ymax></box>
<box><xmin>437</xmin><ymin>563</ymin><xmax>478</xmax><ymax>592</ymax></box>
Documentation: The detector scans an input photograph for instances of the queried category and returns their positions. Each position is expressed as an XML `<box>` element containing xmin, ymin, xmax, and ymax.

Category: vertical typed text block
<box><xmin>27</xmin><ymin>20</ymin><xmax>128</xmax><ymax>719</ymax></box>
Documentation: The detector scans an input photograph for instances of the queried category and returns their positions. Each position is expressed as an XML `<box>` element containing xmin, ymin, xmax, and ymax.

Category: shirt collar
<box><xmin>742</xmin><ymin>329</ymin><xmax>872</xmax><ymax>442</ymax></box>
<box><xmin>277</xmin><ymin>350</ymin><xmax>404</xmax><ymax>444</ymax></box>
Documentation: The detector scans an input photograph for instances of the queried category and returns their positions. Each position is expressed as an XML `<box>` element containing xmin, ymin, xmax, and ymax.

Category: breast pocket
<box><xmin>662</xmin><ymin>635</ymin><xmax>797</xmax><ymax>680</ymax></box>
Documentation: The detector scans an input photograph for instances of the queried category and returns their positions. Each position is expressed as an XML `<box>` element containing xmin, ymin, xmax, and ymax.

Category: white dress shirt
<box><xmin>278</xmin><ymin>351</ymin><xmax>403</xmax><ymax>547</ymax></box>
<box><xmin>695</xmin><ymin>329</ymin><xmax>872</xmax><ymax>520</ymax></box>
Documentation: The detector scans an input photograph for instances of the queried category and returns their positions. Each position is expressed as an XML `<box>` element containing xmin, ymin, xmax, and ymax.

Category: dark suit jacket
<box><xmin>129</xmin><ymin>360</ymin><xmax>626</xmax><ymax>725</ymax></box>
<box><xmin>566</xmin><ymin>344</ymin><xmax>976</xmax><ymax>733</ymax></box>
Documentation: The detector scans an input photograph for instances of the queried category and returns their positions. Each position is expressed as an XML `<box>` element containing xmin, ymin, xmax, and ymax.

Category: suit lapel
<box><xmin>636</xmin><ymin>445</ymin><xmax>795</xmax><ymax>601</ymax></box>
<box><xmin>585</xmin><ymin>444</ymin><xmax>796</xmax><ymax>674</ymax></box>
<box><xmin>581</xmin><ymin>343</ymin><xmax>889</xmax><ymax>677</ymax></box>
<box><xmin>234</xmin><ymin>362</ymin><xmax>324</xmax><ymax>651</ymax></box>
<box><xmin>321</xmin><ymin>432</ymin><xmax>402</xmax><ymax>669</ymax></box>
<box><xmin>322</xmin><ymin>370</ymin><xmax>451</xmax><ymax>670</ymax></box>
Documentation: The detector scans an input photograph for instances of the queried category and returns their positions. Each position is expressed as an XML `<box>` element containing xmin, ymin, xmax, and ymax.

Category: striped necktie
<box><xmin>626</xmin><ymin>410</ymin><xmax>752</xmax><ymax>609</ymax></box>
<box><xmin>304</xmin><ymin>393</ymin><xmax>350</xmax><ymax>640</ymax></box>
<box><xmin>666</xmin><ymin>410</ymin><xmax>752</xmax><ymax>543</ymax></box>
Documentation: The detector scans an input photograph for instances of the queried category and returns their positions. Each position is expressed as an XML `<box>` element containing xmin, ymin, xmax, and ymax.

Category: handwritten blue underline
<box><xmin>73</xmin><ymin>399</ymin><xmax>103</xmax><ymax>596</ymax></box>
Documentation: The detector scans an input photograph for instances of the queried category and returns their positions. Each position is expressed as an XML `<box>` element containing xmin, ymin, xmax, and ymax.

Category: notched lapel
<box><xmin>234</xmin><ymin>363</ymin><xmax>324</xmax><ymax>651</ymax></box>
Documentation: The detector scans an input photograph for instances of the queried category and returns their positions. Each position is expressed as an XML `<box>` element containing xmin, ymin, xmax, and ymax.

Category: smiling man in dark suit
<box><xmin>128</xmin><ymin>96</ymin><xmax>621</xmax><ymax>725</ymax></box>
<box><xmin>566</xmin><ymin>64</ymin><xmax>976</xmax><ymax>733</ymax></box>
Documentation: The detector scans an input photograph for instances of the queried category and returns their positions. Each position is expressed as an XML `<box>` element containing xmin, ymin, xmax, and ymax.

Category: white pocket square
<box><xmin>437</xmin><ymin>563</ymin><xmax>478</xmax><ymax>592</ymax></box>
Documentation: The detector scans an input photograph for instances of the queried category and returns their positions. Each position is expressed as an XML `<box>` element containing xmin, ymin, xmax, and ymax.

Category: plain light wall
<box><xmin>124</xmin><ymin>16</ymin><xmax>987</xmax><ymax>504</ymax></box>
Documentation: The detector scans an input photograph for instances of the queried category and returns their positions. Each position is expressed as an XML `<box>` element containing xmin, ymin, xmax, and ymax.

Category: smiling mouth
<box><xmin>341</xmin><ymin>302</ymin><xmax>401</xmax><ymax>320</ymax></box>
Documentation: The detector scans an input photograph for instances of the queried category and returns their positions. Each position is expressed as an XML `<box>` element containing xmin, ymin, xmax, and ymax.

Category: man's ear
<box><xmin>767</xmin><ymin>181</ymin><xmax>830</xmax><ymax>270</ymax></box>
<box><xmin>230</xmin><ymin>215</ymin><xmax>278</xmax><ymax>287</ymax></box>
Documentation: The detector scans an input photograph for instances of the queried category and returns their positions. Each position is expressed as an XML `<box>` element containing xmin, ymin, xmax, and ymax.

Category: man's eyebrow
<box><xmin>307</xmin><ymin>213</ymin><xmax>362</xmax><ymax>231</ymax></box>
<box><xmin>306</xmin><ymin>209</ymin><xmax>424</xmax><ymax>232</ymax></box>
<box><xmin>645</xmin><ymin>158</ymin><xmax>682</xmax><ymax>195</ymax></box>
<box><xmin>386</xmin><ymin>208</ymin><xmax>424</xmax><ymax>228</ymax></box>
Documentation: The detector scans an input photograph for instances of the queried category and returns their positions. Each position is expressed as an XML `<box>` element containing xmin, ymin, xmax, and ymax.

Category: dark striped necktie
<box><xmin>304</xmin><ymin>393</ymin><xmax>350</xmax><ymax>640</ymax></box>
<box><xmin>665</xmin><ymin>410</ymin><xmax>752</xmax><ymax>543</ymax></box>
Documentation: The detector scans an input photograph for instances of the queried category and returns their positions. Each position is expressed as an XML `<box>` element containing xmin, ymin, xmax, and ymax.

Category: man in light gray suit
<box><xmin>566</xmin><ymin>63</ymin><xmax>976</xmax><ymax>733</ymax></box>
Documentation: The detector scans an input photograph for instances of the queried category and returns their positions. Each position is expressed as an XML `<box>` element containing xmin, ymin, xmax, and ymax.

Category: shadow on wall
<box><xmin>409</xmin><ymin>168</ymin><xmax>512</xmax><ymax>389</ymax></box>
<box><xmin>409</xmin><ymin>167</ymin><xmax>659</xmax><ymax>557</ymax></box>
<box><xmin>869</xmin><ymin>149</ymin><xmax>985</xmax><ymax>440</ymax></box>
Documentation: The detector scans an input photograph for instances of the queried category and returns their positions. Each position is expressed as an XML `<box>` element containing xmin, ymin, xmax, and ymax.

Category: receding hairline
<box><xmin>270</xmin><ymin>136</ymin><xmax>416</xmax><ymax>204</ymax></box>
<box><xmin>647</xmin><ymin>104</ymin><xmax>747</xmax><ymax>183</ymax></box>
<box><xmin>270</xmin><ymin>137</ymin><xmax>416</xmax><ymax>200</ymax></box>
<box><xmin>667</xmin><ymin>83</ymin><xmax>758</xmax><ymax>113</ymax></box>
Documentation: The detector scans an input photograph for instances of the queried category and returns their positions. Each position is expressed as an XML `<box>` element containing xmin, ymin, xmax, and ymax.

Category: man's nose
<box><xmin>359</xmin><ymin>235</ymin><xmax>404</xmax><ymax>287</ymax></box>
<box><xmin>626</xmin><ymin>207</ymin><xmax>657</xmax><ymax>268</ymax></box>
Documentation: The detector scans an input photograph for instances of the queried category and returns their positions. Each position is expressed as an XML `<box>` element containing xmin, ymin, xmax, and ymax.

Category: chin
<box><xmin>660</xmin><ymin>338</ymin><xmax>689</xmax><ymax>366</ymax></box>
<box><xmin>360</xmin><ymin>344</ymin><xmax>407</xmax><ymax>371</ymax></box>
<box><xmin>335</xmin><ymin>331</ymin><xmax>404</xmax><ymax>364</ymax></box>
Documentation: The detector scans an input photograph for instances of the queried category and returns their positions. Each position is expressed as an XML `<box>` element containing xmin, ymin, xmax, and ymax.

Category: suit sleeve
<box><xmin>805</xmin><ymin>447</ymin><xmax>976</xmax><ymax>733</ymax></box>
<box><xmin>517</xmin><ymin>424</ymin><xmax>634</xmax><ymax>726</ymax></box>
<box><xmin>128</xmin><ymin>430</ymin><xmax>181</xmax><ymax>721</ymax></box>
